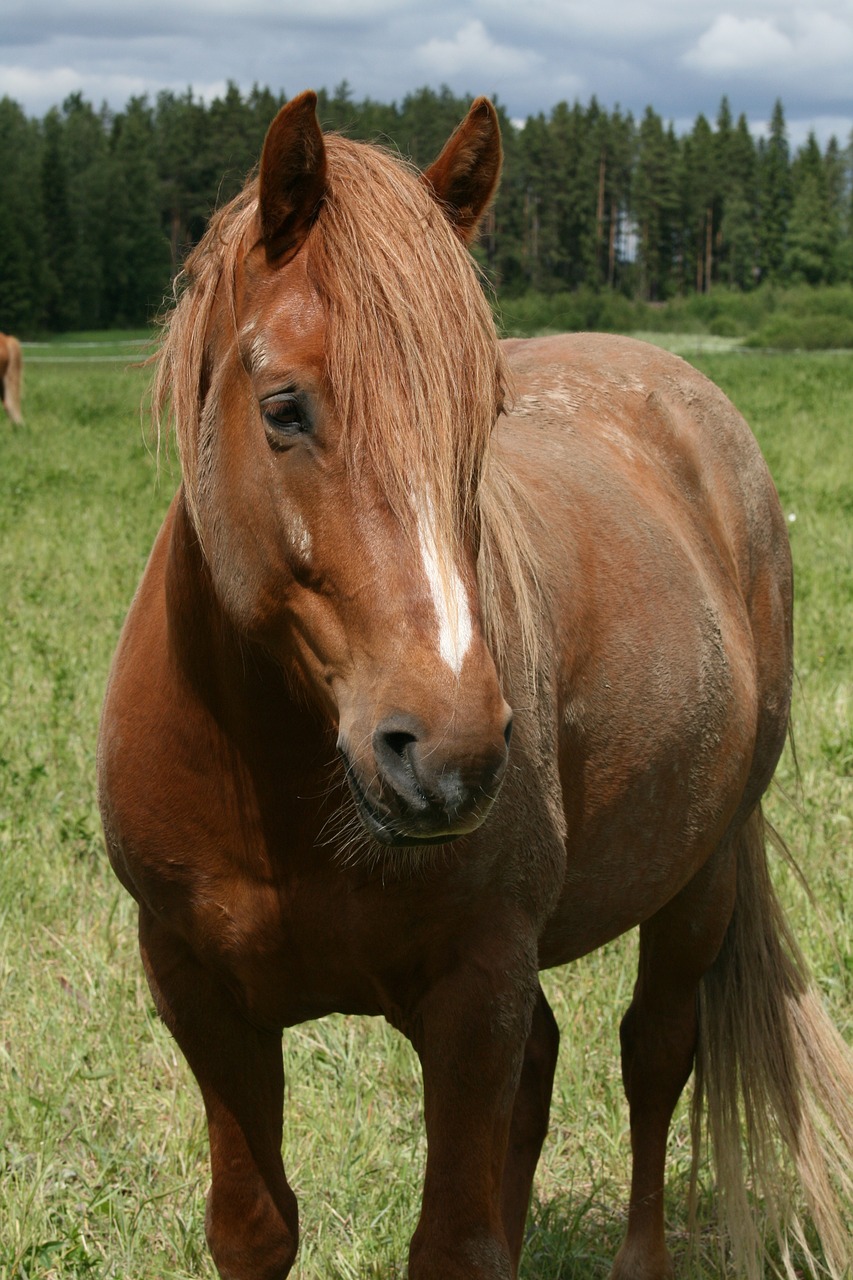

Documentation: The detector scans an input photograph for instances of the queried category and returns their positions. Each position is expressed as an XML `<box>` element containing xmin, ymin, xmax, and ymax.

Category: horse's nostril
<box><xmin>373</xmin><ymin>718</ymin><xmax>424</xmax><ymax>794</ymax></box>
<box><xmin>503</xmin><ymin>714</ymin><xmax>514</xmax><ymax>749</ymax></box>
<box><xmin>382</xmin><ymin>729</ymin><xmax>418</xmax><ymax>760</ymax></box>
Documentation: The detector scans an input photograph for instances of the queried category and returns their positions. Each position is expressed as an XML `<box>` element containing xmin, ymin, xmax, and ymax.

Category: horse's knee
<box><xmin>535</xmin><ymin>990</ymin><xmax>560</xmax><ymax>1061</ymax></box>
<box><xmin>508</xmin><ymin>991</ymin><xmax>559</xmax><ymax>1166</ymax></box>
<box><xmin>205</xmin><ymin>1183</ymin><xmax>299</xmax><ymax>1280</ymax></box>
<box><xmin>618</xmin><ymin>1000</ymin><xmax>639</xmax><ymax>1092</ymax></box>
<box><xmin>522</xmin><ymin>991</ymin><xmax>560</xmax><ymax>1106</ymax></box>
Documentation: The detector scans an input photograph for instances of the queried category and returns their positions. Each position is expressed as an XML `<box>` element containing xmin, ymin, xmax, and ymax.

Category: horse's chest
<box><xmin>183</xmin><ymin>866</ymin><xmax>382</xmax><ymax>1025</ymax></box>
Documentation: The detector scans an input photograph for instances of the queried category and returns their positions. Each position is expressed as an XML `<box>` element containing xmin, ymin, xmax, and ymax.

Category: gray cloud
<box><xmin>1</xmin><ymin>0</ymin><xmax>850</xmax><ymax>146</ymax></box>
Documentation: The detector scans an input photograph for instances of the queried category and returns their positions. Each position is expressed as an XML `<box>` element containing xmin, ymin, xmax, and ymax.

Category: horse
<box><xmin>98</xmin><ymin>92</ymin><xmax>853</xmax><ymax>1280</ymax></box>
<box><xmin>0</xmin><ymin>332</ymin><xmax>23</xmax><ymax>424</ymax></box>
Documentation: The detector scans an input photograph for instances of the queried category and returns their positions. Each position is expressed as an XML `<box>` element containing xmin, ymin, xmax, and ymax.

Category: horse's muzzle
<box><xmin>340</xmin><ymin>710</ymin><xmax>512</xmax><ymax>847</ymax></box>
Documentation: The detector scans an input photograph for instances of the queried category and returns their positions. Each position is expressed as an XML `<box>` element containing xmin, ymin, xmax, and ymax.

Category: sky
<box><xmin>2</xmin><ymin>0</ymin><xmax>852</xmax><ymax>149</ymax></box>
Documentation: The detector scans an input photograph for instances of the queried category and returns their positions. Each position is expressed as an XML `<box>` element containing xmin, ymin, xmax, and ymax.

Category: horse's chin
<box><xmin>343</xmin><ymin>767</ymin><xmax>485</xmax><ymax>848</ymax></box>
<box><xmin>367</xmin><ymin>823</ymin><xmax>465</xmax><ymax>849</ymax></box>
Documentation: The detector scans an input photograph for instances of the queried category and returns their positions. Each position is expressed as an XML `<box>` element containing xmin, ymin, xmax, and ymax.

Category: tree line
<box><xmin>1</xmin><ymin>81</ymin><xmax>851</xmax><ymax>334</ymax></box>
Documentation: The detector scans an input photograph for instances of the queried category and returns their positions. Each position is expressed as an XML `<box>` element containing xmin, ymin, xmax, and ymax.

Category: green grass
<box><xmin>21</xmin><ymin>333</ymin><xmax>157</xmax><ymax>364</ymax></box>
<box><xmin>0</xmin><ymin>342</ymin><xmax>850</xmax><ymax>1278</ymax></box>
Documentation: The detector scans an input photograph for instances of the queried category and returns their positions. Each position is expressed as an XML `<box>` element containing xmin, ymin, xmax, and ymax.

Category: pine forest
<box><xmin>2</xmin><ymin>81</ymin><xmax>852</xmax><ymax>334</ymax></box>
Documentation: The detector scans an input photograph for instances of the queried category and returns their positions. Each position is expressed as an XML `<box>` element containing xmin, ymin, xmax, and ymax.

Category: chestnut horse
<box><xmin>98</xmin><ymin>93</ymin><xmax>853</xmax><ymax>1279</ymax></box>
<box><xmin>0</xmin><ymin>332</ymin><xmax>23</xmax><ymax>424</ymax></box>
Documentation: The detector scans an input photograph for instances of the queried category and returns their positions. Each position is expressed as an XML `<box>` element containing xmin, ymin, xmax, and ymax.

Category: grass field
<box><xmin>0</xmin><ymin>338</ymin><xmax>850</xmax><ymax>1278</ymax></box>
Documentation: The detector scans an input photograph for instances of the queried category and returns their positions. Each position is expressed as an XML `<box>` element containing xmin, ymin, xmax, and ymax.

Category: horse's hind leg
<box><xmin>610</xmin><ymin>841</ymin><xmax>737</xmax><ymax>1280</ymax></box>
<box><xmin>139</xmin><ymin>909</ymin><xmax>298</xmax><ymax>1280</ymax></box>
<box><xmin>500</xmin><ymin>985</ymin><xmax>560</xmax><ymax>1271</ymax></box>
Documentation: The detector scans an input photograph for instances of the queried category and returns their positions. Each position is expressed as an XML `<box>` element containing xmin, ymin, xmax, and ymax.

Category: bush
<box><xmin>495</xmin><ymin>283</ymin><xmax>853</xmax><ymax>349</ymax></box>
<box><xmin>496</xmin><ymin>289</ymin><xmax>646</xmax><ymax>337</ymax></box>
<box><xmin>744</xmin><ymin>312</ymin><xmax>853</xmax><ymax>350</ymax></box>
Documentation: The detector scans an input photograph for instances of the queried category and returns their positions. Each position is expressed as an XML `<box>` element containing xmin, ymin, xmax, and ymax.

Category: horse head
<box><xmin>159</xmin><ymin>93</ymin><xmax>514</xmax><ymax>848</ymax></box>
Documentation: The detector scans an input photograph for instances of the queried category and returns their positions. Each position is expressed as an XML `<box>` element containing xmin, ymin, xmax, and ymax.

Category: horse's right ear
<box><xmin>259</xmin><ymin>90</ymin><xmax>327</xmax><ymax>265</ymax></box>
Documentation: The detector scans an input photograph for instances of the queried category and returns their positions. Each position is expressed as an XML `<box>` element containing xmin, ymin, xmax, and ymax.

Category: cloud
<box><xmin>0</xmin><ymin>1</ymin><xmax>850</xmax><ymax>142</ymax></box>
<box><xmin>416</xmin><ymin>19</ymin><xmax>543</xmax><ymax>78</ymax></box>
<box><xmin>796</xmin><ymin>9</ymin><xmax>853</xmax><ymax>64</ymax></box>
<box><xmin>0</xmin><ymin>64</ymin><xmax>85</xmax><ymax>103</ymax></box>
<box><xmin>683</xmin><ymin>9</ymin><xmax>853</xmax><ymax>76</ymax></box>
<box><xmin>0</xmin><ymin>63</ymin><xmax>156</xmax><ymax>109</ymax></box>
<box><xmin>682</xmin><ymin>15</ymin><xmax>792</xmax><ymax>72</ymax></box>
<box><xmin>0</xmin><ymin>60</ymin><xmax>233</xmax><ymax>116</ymax></box>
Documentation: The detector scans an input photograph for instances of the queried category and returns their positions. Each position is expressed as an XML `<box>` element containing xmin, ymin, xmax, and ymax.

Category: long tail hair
<box><xmin>2</xmin><ymin>335</ymin><xmax>23</xmax><ymax>424</ymax></box>
<box><xmin>692</xmin><ymin>804</ymin><xmax>853</xmax><ymax>1278</ymax></box>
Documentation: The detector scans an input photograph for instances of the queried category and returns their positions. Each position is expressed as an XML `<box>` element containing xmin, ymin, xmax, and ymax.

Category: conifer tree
<box><xmin>604</xmin><ymin>109</ymin><xmax>635</xmax><ymax>291</ymax></box>
<box><xmin>40</xmin><ymin>109</ymin><xmax>79</xmax><ymax>331</ymax></box>
<box><xmin>718</xmin><ymin>111</ymin><xmax>759</xmax><ymax>288</ymax></box>
<box><xmin>103</xmin><ymin>97</ymin><xmax>171</xmax><ymax>326</ymax></box>
<box><xmin>633</xmin><ymin>107</ymin><xmax>680</xmax><ymax>299</ymax></box>
<box><xmin>60</xmin><ymin>93</ymin><xmax>111</xmax><ymax>329</ymax></box>
<box><xmin>0</xmin><ymin>97</ymin><xmax>44</xmax><ymax>331</ymax></box>
<box><xmin>515</xmin><ymin>111</ymin><xmax>554</xmax><ymax>291</ymax></box>
<box><xmin>681</xmin><ymin>113</ymin><xmax>717</xmax><ymax>293</ymax></box>
<box><xmin>758</xmin><ymin>99</ymin><xmax>791</xmax><ymax>281</ymax></box>
<box><xmin>156</xmin><ymin>89</ymin><xmax>212</xmax><ymax>275</ymax></box>
<box><xmin>785</xmin><ymin>132</ymin><xmax>839</xmax><ymax>284</ymax></box>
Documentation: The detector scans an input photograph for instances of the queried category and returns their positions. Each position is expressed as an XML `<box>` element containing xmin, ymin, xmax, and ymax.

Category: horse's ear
<box><xmin>422</xmin><ymin>97</ymin><xmax>502</xmax><ymax>243</ymax></box>
<box><xmin>259</xmin><ymin>90</ymin><xmax>327</xmax><ymax>265</ymax></box>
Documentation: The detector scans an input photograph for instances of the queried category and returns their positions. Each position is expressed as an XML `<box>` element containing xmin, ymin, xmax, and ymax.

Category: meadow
<box><xmin>0</xmin><ymin>336</ymin><xmax>850</xmax><ymax>1278</ymax></box>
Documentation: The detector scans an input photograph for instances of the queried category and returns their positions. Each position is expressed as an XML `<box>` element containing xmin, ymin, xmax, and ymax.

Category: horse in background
<box><xmin>0</xmin><ymin>332</ymin><xmax>23</xmax><ymax>424</ymax></box>
<box><xmin>98</xmin><ymin>92</ymin><xmax>853</xmax><ymax>1280</ymax></box>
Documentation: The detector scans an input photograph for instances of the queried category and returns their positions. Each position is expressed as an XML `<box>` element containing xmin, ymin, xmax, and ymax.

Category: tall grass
<box><xmin>0</xmin><ymin>345</ymin><xmax>850</xmax><ymax>1278</ymax></box>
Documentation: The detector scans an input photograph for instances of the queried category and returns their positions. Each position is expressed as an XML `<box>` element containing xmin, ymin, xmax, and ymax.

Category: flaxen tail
<box><xmin>692</xmin><ymin>804</ymin><xmax>853</xmax><ymax>1278</ymax></box>
<box><xmin>2</xmin><ymin>335</ymin><xmax>23</xmax><ymax>424</ymax></box>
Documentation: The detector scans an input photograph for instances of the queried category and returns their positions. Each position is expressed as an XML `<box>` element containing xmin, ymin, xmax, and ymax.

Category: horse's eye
<box><xmin>261</xmin><ymin>392</ymin><xmax>308</xmax><ymax>441</ymax></box>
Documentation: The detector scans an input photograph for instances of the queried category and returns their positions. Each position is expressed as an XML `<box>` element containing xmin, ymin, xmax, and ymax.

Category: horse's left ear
<box><xmin>259</xmin><ymin>90</ymin><xmax>327</xmax><ymax>265</ymax></box>
<box><xmin>422</xmin><ymin>97</ymin><xmax>502</xmax><ymax>243</ymax></box>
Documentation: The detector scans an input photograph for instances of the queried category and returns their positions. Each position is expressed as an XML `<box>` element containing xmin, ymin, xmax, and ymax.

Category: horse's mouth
<box><xmin>340</xmin><ymin>755</ymin><xmax>469</xmax><ymax>848</ymax></box>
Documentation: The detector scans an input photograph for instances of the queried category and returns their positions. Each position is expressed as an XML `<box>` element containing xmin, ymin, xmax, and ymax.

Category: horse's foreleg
<box><xmin>610</xmin><ymin>844</ymin><xmax>737</xmax><ymax>1280</ymax></box>
<box><xmin>139</xmin><ymin>909</ymin><xmax>298</xmax><ymax>1280</ymax></box>
<box><xmin>500</xmin><ymin>985</ymin><xmax>559</xmax><ymax>1269</ymax></box>
<box><xmin>407</xmin><ymin>948</ymin><xmax>540</xmax><ymax>1280</ymax></box>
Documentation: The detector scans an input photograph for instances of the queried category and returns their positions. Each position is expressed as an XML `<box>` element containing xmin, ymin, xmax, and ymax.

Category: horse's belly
<box><xmin>533</xmin><ymin>593</ymin><xmax>765</xmax><ymax>966</ymax></box>
<box><xmin>494</xmin><ymin>336</ymin><xmax>793</xmax><ymax>968</ymax></box>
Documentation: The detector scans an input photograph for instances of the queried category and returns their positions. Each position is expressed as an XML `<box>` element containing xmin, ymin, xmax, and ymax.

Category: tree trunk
<box><xmin>596</xmin><ymin>152</ymin><xmax>606</xmax><ymax>282</ymax></box>
<box><xmin>608</xmin><ymin>199</ymin><xmax>617</xmax><ymax>289</ymax></box>
<box><xmin>705</xmin><ymin>206</ymin><xmax>713</xmax><ymax>292</ymax></box>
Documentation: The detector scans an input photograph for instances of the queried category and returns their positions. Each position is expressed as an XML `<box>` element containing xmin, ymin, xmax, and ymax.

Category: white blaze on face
<box><xmin>282</xmin><ymin>501</ymin><xmax>312</xmax><ymax>566</ymax></box>
<box><xmin>415</xmin><ymin>494</ymin><xmax>473</xmax><ymax>677</ymax></box>
<box><xmin>291</xmin><ymin>510</ymin><xmax>312</xmax><ymax>563</ymax></box>
<box><xmin>250</xmin><ymin>332</ymin><xmax>271</xmax><ymax>370</ymax></box>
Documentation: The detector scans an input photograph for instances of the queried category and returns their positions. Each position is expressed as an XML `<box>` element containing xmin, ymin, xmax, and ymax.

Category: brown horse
<box><xmin>98</xmin><ymin>93</ymin><xmax>853</xmax><ymax>1280</ymax></box>
<box><xmin>0</xmin><ymin>332</ymin><xmax>23</xmax><ymax>424</ymax></box>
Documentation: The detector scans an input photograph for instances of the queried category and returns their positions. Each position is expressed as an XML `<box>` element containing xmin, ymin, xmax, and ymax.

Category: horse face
<box><xmin>194</xmin><ymin>246</ymin><xmax>509</xmax><ymax>847</ymax></box>
<box><xmin>178</xmin><ymin>93</ymin><xmax>513</xmax><ymax>846</ymax></box>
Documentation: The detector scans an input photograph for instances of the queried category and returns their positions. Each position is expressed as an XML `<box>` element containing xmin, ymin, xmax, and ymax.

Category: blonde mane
<box><xmin>153</xmin><ymin>131</ymin><xmax>539</xmax><ymax>688</ymax></box>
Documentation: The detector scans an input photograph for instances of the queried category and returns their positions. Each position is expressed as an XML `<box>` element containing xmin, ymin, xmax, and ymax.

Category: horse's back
<box><xmin>502</xmin><ymin>332</ymin><xmax>781</xmax><ymax>536</ymax></box>
<box><xmin>496</xmin><ymin>333</ymin><xmax>794</xmax><ymax>960</ymax></box>
<box><xmin>499</xmin><ymin>332</ymin><xmax>791</xmax><ymax>670</ymax></box>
